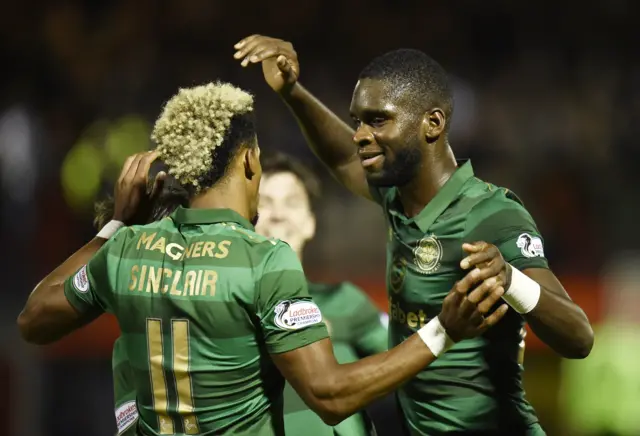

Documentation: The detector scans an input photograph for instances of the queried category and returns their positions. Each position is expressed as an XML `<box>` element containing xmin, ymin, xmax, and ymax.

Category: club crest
<box><xmin>413</xmin><ymin>235</ymin><xmax>442</xmax><ymax>274</ymax></box>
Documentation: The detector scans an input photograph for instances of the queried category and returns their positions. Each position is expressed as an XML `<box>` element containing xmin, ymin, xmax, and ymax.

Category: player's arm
<box><xmin>461</xmin><ymin>207</ymin><xmax>594</xmax><ymax>359</ymax></box>
<box><xmin>258</xmin><ymin>244</ymin><xmax>508</xmax><ymax>426</ymax></box>
<box><xmin>233</xmin><ymin>35</ymin><xmax>372</xmax><ymax>201</ymax></box>
<box><xmin>18</xmin><ymin>151</ymin><xmax>164</xmax><ymax>345</ymax></box>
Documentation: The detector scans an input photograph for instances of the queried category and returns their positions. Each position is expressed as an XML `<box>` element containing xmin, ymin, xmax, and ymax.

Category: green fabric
<box><xmin>65</xmin><ymin>207</ymin><xmax>328</xmax><ymax>435</ymax></box>
<box><xmin>371</xmin><ymin>161</ymin><xmax>547</xmax><ymax>434</ymax></box>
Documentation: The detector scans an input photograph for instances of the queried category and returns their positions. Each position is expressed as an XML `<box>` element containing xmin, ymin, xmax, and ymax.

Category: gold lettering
<box><xmin>191</xmin><ymin>242</ymin><xmax>204</xmax><ymax>258</ymax></box>
<box><xmin>202</xmin><ymin>242</ymin><xmax>215</xmax><ymax>258</ymax></box>
<box><xmin>215</xmin><ymin>240</ymin><xmax>231</xmax><ymax>258</ymax></box>
<box><xmin>146</xmin><ymin>319</ymin><xmax>175</xmax><ymax>434</ymax></box>
<box><xmin>201</xmin><ymin>270</ymin><xmax>218</xmax><ymax>297</ymax></box>
<box><xmin>194</xmin><ymin>270</ymin><xmax>203</xmax><ymax>296</ymax></box>
<box><xmin>407</xmin><ymin>312</ymin><xmax>418</xmax><ymax>328</ymax></box>
<box><xmin>129</xmin><ymin>265</ymin><xmax>139</xmax><ymax>291</ymax></box>
<box><xmin>162</xmin><ymin>269</ymin><xmax>173</xmax><ymax>294</ymax></box>
<box><xmin>183</xmin><ymin>243</ymin><xmax>194</xmax><ymax>259</ymax></box>
<box><xmin>166</xmin><ymin>243</ymin><xmax>184</xmax><ymax>261</ymax></box>
<box><xmin>138</xmin><ymin>265</ymin><xmax>148</xmax><ymax>292</ymax></box>
<box><xmin>151</xmin><ymin>237</ymin><xmax>166</xmax><ymax>253</ymax></box>
<box><xmin>137</xmin><ymin>232</ymin><xmax>157</xmax><ymax>250</ymax></box>
<box><xmin>183</xmin><ymin>271</ymin><xmax>197</xmax><ymax>296</ymax></box>
<box><xmin>170</xmin><ymin>271</ymin><xmax>183</xmax><ymax>296</ymax></box>
<box><xmin>418</xmin><ymin>310</ymin><xmax>427</xmax><ymax>328</ymax></box>
<box><xmin>147</xmin><ymin>267</ymin><xmax>163</xmax><ymax>294</ymax></box>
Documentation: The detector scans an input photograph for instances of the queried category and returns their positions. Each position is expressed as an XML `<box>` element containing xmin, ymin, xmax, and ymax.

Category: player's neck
<box><xmin>397</xmin><ymin>144</ymin><xmax>457</xmax><ymax>219</ymax></box>
<box><xmin>188</xmin><ymin>182</ymin><xmax>253</xmax><ymax>223</ymax></box>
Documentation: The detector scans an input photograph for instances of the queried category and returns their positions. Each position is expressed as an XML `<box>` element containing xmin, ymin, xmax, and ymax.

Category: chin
<box><xmin>366</xmin><ymin>171</ymin><xmax>399</xmax><ymax>188</ymax></box>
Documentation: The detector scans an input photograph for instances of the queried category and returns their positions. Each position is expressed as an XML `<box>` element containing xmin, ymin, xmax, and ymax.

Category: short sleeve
<box><xmin>466</xmin><ymin>201</ymin><xmax>549</xmax><ymax>271</ymax></box>
<box><xmin>256</xmin><ymin>243</ymin><xmax>329</xmax><ymax>354</ymax></box>
<box><xmin>64</xmin><ymin>234</ymin><xmax>120</xmax><ymax>316</ymax></box>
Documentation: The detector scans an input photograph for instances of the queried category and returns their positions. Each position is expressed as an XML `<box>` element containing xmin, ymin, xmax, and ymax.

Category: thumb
<box><xmin>276</xmin><ymin>56</ymin><xmax>296</xmax><ymax>80</ymax></box>
<box><xmin>149</xmin><ymin>171</ymin><xmax>167</xmax><ymax>199</ymax></box>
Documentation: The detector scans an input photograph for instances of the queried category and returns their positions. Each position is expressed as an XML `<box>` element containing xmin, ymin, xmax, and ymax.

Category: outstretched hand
<box><xmin>234</xmin><ymin>35</ymin><xmax>300</xmax><ymax>94</ymax></box>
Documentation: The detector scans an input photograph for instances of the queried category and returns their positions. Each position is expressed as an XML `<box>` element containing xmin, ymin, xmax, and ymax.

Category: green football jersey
<box><xmin>282</xmin><ymin>281</ymin><xmax>388</xmax><ymax>436</ymax></box>
<box><xmin>64</xmin><ymin>207</ymin><xmax>329</xmax><ymax>436</ymax></box>
<box><xmin>371</xmin><ymin>161</ymin><xmax>548</xmax><ymax>435</ymax></box>
<box><xmin>111</xmin><ymin>281</ymin><xmax>388</xmax><ymax>436</ymax></box>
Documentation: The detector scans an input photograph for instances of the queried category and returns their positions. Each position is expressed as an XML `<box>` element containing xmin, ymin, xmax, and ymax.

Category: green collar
<box><xmin>389</xmin><ymin>160</ymin><xmax>474</xmax><ymax>232</ymax></box>
<box><xmin>170</xmin><ymin>206</ymin><xmax>255</xmax><ymax>231</ymax></box>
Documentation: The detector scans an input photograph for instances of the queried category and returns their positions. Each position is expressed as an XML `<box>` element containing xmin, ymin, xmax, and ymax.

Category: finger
<box><xmin>476</xmin><ymin>286</ymin><xmax>505</xmax><ymax>314</ymax></box>
<box><xmin>236</xmin><ymin>40</ymin><xmax>267</xmax><ymax>64</ymax></box>
<box><xmin>467</xmin><ymin>277</ymin><xmax>499</xmax><ymax>305</ymax></box>
<box><xmin>123</xmin><ymin>153</ymin><xmax>146</xmax><ymax>184</ymax></box>
<box><xmin>479</xmin><ymin>304</ymin><xmax>509</xmax><ymax>330</ymax></box>
<box><xmin>135</xmin><ymin>151</ymin><xmax>160</xmax><ymax>186</ymax></box>
<box><xmin>277</xmin><ymin>55</ymin><xmax>298</xmax><ymax>79</ymax></box>
<box><xmin>462</xmin><ymin>241</ymin><xmax>488</xmax><ymax>253</ymax></box>
<box><xmin>118</xmin><ymin>154</ymin><xmax>138</xmax><ymax>183</ymax></box>
<box><xmin>234</xmin><ymin>34</ymin><xmax>260</xmax><ymax>50</ymax></box>
<box><xmin>460</xmin><ymin>250</ymin><xmax>494</xmax><ymax>270</ymax></box>
<box><xmin>454</xmin><ymin>267</ymin><xmax>486</xmax><ymax>294</ymax></box>
<box><xmin>458</xmin><ymin>297</ymin><xmax>483</xmax><ymax>322</ymax></box>
<box><xmin>149</xmin><ymin>171</ymin><xmax>167</xmax><ymax>198</ymax></box>
<box><xmin>248</xmin><ymin>47</ymin><xmax>282</xmax><ymax>63</ymax></box>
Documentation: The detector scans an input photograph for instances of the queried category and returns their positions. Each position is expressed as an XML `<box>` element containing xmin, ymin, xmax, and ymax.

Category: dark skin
<box><xmin>18</xmin><ymin>146</ymin><xmax>509</xmax><ymax>425</ymax></box>
<box><xmin>234</xmin><ymin>34</ymin><xmax>594</xmax><ymax>359</ymax></box>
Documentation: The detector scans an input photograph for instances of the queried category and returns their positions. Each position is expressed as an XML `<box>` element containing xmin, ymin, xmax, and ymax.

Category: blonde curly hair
<box><xmin>152</xmin><ymin>82</ymin><xmax>255</xmax><ymax>192</ymax></box>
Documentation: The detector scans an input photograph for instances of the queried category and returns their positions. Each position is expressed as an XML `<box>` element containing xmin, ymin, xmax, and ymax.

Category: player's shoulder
<box><xmin>461</xmin><ymin>178</ymin><xmax>533</xmax><ymax>223</ymax></box>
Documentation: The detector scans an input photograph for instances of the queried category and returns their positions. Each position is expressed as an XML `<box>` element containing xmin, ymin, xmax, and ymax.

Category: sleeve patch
<box><xmin>516</xmin><ymin>233</ymin><xmax>545</xmax><ymax>258</ymax></box>
<box><xmin>115</xmin><ymin>400</ymin><xmax>138</xmax><ymax>434</ymax></box>
<box><xmin>73</xmin><ymin>265</ymin><xmax>90</xmax><ymax>293</ymax></box>
<box><xmin>274</xmin><ymin>300</ymin><xmax>323</xmax><ymax>330</ymax></box>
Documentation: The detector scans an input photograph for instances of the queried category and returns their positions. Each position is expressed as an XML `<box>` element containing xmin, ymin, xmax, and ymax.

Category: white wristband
<box><xmin>417</xmin><ymin>317</ymin><xmax>455</xmax><ymax>357</ymax></box>
<box><xmin>503</xmin><ymin>265</ymin><xmax>541</xmax><ymax>314</ymax></box>
<box><xmin>97</xmin><ymin>220</ymin><xmax>124</xmax><ymax>239</ymax></box>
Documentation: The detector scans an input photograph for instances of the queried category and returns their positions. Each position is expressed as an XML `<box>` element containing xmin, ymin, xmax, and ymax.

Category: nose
<box><xmin>353</xmin><ymin>125</ymin><xmax>374</xmax><ymax>147</ymax></box>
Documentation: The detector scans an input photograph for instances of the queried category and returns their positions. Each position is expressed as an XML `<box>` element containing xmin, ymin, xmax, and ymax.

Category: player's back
<box><xmin>110</xmin><ymin>208</ymin><xmax>289</xmax><ymax>436</ymax></box>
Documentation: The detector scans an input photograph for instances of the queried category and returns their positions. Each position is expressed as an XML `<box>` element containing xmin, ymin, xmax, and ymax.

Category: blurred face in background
<box><xmin>256</xmin><ymin>171</ymin><xmax>316</xmax><ymax>257</ymax></box>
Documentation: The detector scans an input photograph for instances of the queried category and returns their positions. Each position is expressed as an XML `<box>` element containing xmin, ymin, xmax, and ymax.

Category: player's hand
<box><xmin>234</xmin><ymin>35</ymin><xmax>299</xmax><ymax>95</ymax></box>
<box><xmin>112</xmin><ymin>151</ymin><xmax>166</xmax><ymax>225</ymax></box>
<box><xmin>460</xmin><ymin>242</ymin><xmax>512</xmax><ymax>291</ymax></box>
<box><xmin>438</xmin><ymin>269</ymin><xmax>509</xmax><ymax>343</ymax></box>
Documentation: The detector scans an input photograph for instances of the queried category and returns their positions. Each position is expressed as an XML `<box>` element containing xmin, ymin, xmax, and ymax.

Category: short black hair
<box><xmin>261</xmin><ymin>152</ymin><xmax>321</xmax><ymax>207</ymax></box>
<box><xmin>359</xmin><ymin>49</ymin><xmax>454</xmax><ymax>122</ymax></box>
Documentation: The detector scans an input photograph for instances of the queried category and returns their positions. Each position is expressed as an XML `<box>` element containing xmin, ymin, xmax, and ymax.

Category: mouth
<box><xmin>359</xmin><ymin>150</ymin><xmax>385</xmax><ymax>168</ymax></box>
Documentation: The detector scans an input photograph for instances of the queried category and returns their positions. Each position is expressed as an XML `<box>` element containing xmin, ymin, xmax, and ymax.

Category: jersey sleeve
<box><xmin>466</xmin><ymin>198</ymin><xmax>549</xmax><ymax>271</ymax></box>
<box><xmin>255</xmin><ymin>243</ymin><xmax>329</xmax><ymax>354</ymax></box>
<box><xmin>341</xmin><ymin>283</ymin><xmax>389</xmax><ymax>356</ymax></box>
<box><xmin>63</xmin><ymin>232</ymin><xmax>124</xmax><ymax>316</ymax></box>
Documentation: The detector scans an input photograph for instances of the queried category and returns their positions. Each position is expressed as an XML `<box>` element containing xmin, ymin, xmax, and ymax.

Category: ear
<box><xmin>243</xmin><ymin>146</ymin><xmax>261</xmax><ymax>180</ymax></box>
<box><xmin>421</xmin><ymin>108</ymin><xmax>446</xmax><ymax>142</ymax></box>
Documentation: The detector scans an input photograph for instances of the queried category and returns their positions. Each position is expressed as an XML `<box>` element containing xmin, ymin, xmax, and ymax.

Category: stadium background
<box><xmin>1</xmin><ymin>1</ymin><xmax>639</xmax><ymax>435</ymax></box>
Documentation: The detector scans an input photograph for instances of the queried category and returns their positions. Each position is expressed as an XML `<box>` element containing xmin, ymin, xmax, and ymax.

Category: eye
<box><xmin>370</xmin><ymin>117</ymin><xmax>387</xmax><ymax>128</ymax></box>
<box><xmin>351</xmin><ymin>117</ymin><xmax>361</xmax><ymax>128</ymax></box>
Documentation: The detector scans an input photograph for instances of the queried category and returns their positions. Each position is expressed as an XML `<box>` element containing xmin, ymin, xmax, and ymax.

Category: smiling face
<box><xmin>256</xmin><ymin>171</ymin><xmax>316</xmax><ymax>256</ymax></box>
<box><xmin>350</xmin><ymin>78</ymin><xmax>424</xmax><ymax>188</ymax></box>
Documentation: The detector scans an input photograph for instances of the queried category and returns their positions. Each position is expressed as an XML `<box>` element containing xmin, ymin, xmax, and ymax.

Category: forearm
<box><xmin>317</xmin><ymin>334</ymin><xmax>436</xmax><ymax>423</ymax></box>
<box><xmin>506</xmin><ymin>267</ymin><xmax>594</xmax><ymax>359</ymax></box>
<box><xmin>282</xmin><ymin>83</ymin><xmax>357</xmax><ymax>170</ymax></box>
<box><xmin>525</xmin><ymin>287</ymin><xmax>593</xmax><ymax>359</ymax></box>
<box><xmin>18</xmin><ymin>238</ymin><xmax>106</xmax><ymax>343</ymax></box>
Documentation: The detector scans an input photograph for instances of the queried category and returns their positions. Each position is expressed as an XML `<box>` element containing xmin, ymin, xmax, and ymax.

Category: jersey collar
<box><xmin>170</xmin><ymin>206</ymin><xmax>255</xmax><ymax>230</ymax></box>
<box><xmin>389</xmin><ymin>160</ymin><xmax>474</xmax><ymax>232</ymax></box>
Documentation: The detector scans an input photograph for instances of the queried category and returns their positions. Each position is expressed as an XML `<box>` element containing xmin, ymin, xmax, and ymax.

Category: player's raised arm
<box><xmin>257</xmin><ymin>244</ymin><xmax>508</xmax><ymax>425</ymax></box>
<box><xmin>234</xmin><ymin>35</ymin><xmax>372</xmax><ymax>201</ymax></box>
<box><xmin>17</xmin><ymin>151</ymin><xmax>165</xmax><ymax>344</ymax></box>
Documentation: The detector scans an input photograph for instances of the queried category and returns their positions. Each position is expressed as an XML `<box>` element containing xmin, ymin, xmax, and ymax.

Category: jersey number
<box><xmin>146</xmin><ymin>318</ymin><xmax>200</xmax><ymax>435</ymax></box>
